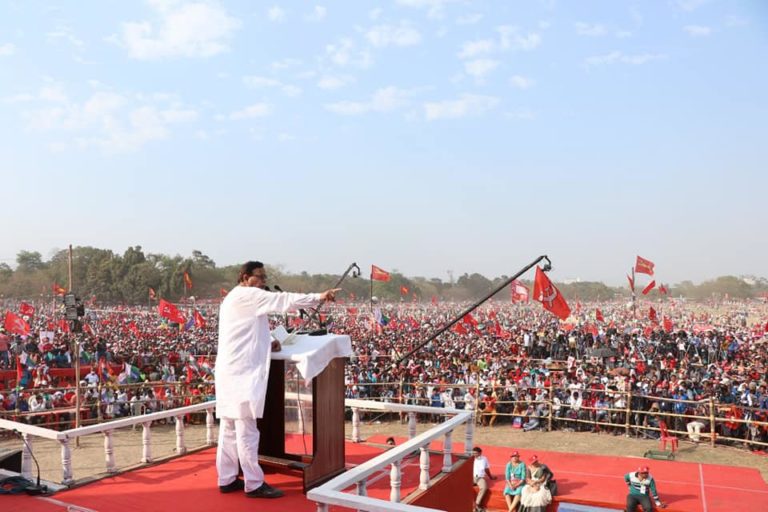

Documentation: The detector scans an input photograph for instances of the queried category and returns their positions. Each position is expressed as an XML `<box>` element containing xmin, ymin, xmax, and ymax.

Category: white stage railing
<box><xmin>0</xmin><ymin>397</ymin><xmax>474</xmax><ymax>512</ymax></box>
<box><xmin>309</xmin><ymin>399</ymin><xmax>475</xmax><ymax>512</ymax></box>
<box><xmin>0</xmin><ymin>401</ymin><xmax>217</xmax><ymax>484</ymax></box>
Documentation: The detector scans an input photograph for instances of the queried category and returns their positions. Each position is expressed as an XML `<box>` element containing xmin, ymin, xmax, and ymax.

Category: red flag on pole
<box><xmin>400</xmin><ymin>285</ymin><xmax>409</xmax><ymax>295</ymax></box>
<box><xmin>183</xmin><ymin>272</ymin><xmax>193</xmax><ymax>290</ymax></box>
<box><xmin>511</xmin><ymin>281</ymin><xmax>530</xmax><ymax>302</ymax></box>
<box><xmin>158</xmin><ymin>299</ymin><xmax>186</xmax><ymax>324</ymax></box>
<box><xmin>431</xmin><ymin>295</ymin><xmax>438</xmax><ymax>305</ymax></box>
<box><xmin>533</xmin><ymin>267</ymin><xmax>571</xmax><ymax>320</ymax></box>
<box><xmin>659</xmin><ymin>284</ymin><xmax>668</xmax><ymax>295</ymax></box>
<box><xmin>663</xmin><ymin>316</ymin><xmax>673</xmax><ymax>333</ymax></box>
<box><xmin>193</xmin><ymin>310</ymin><xmax>206</xmax><ymax>329</ymax></box>
<box><xmin>627</xmin><ymin>274</ymin><xmax>635</xmax><ymax>292</ymax></box>
<box><xmin>635</xmin><ymin>256</ymin><xmax>655</xmax><ymax>276</ymax></box>
<box><xmin>19</xmin><ymin>302</ymin><xmax>35</xmax><ymax>317</ymax></box>
<box><xmin>453</xmin><ymin>322</ymin><xmax>468</xmax><ymax>335</ymax></box>
<box><xmin>58</xmin><ymin>318</ymin><xmax>70</xmax><ymax>333</ymax></box>
<box><xmin>52</xmin><ymin>283</ymin><xmax>66</xmax><ymax>295</ymax></box>
<box><xmin>641</xmin><ymin>280</ymin><xmax>656</xmax><ymax>295</ymax></box>
<box><xmin>371</xmin><ymin>265</ymin><xmax>391</xmax><ymax>282</ymax></box>
<box><xmin>4</xmin><ymin>311</ymin><xmax>30</xmax><ymax>335</ymax></box>
<box><xmin>648</xmin><ymin>307</ymin><xmax>657</xmax><ymax>322</ymax></box>
<box><xmin>220</xmin><ymin>288</ymin><xmax>228</xmax><ymax>298</ymax></box>
<box><xmin>596</xmin><ymin>309</ymin><xmax>605</xmax><ymax>323</ymax></box>
<box><xmin>148</xmin><ymin>287</ymin><xmax>156</xmax><ymax>300</ymax></box>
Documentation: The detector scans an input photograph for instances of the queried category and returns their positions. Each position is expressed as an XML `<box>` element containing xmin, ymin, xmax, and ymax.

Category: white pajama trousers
<box><xmin>216</xmin><ymin>417</ymin><xmax>265</xmax><ymax>492</ymax></box>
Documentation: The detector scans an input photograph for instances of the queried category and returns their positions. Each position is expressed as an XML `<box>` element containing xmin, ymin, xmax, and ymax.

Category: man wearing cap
<box><xmin>528</xmin><ymin>455</ymin><xmax>556</xmax><ymax>495</ymax></box>
<box><xmin>624</xmin><ymin>466</ymin><xmax>666</xmax><ymax>511</ymax></box>
<box><xmin>472</xmin><ymin>446</ymin><xmax>497</xmax><ymax>512</ymax></box>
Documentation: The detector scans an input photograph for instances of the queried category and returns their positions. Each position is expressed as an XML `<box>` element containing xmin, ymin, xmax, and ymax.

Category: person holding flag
<box><xmin>215</xmin><ymin>260</ymin><xmax>340</xmax><ymax>499</ymax></box>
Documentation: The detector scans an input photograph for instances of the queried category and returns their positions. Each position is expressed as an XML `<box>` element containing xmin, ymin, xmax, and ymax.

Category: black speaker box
<box><xmin>0</xmin><ymin>448</ymin><xmax>22</xmax><ymax>472</ymax></box>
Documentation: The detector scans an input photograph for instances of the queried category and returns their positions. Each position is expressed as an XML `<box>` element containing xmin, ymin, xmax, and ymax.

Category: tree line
<box><xmin>0</xmin><ymin>246</ymin><xmax>766</xmax><ymax>304</ymax></box>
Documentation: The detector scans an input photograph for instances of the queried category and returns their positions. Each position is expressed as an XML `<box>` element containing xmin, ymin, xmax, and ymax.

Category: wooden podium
<box><xmin>257</xmin><ymin>335</ymin><xmax>350</xmax><ymax>493</ymax></box>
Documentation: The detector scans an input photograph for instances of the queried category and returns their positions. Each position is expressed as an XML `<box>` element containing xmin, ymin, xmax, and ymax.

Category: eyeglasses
<box><xmin>250</xmin><ymin>273</ymin><xmax>267</xmax><ymax>280</ymax></box>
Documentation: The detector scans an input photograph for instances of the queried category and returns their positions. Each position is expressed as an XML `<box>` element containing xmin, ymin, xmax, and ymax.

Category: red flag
<box><xmin>659</xmin><ymin>284</ymin><xmax>668</xmax><ymax>295</ymax></box>
<box><xmin>220</xmin><ymin>288</ymin><xmax>228</xmax><ymax>298</ymax></box>
<box><xmin>158</xmin><ymin>299</ymin><xmax>186</xmax><ymax>324</ymax></box>
<box><xmin>641</xmin><ymin>280</ymin><xmax>656</xmax><ymax>295</ymax></box>
<box><xmin>52</xmin><ymin>282</ymin><xmax>66</xmax><ymax>295</ymax></box>
<box><xmin>453</xmin><ymin>322</ymin><xmax>468</xmax><ymax>335</ymax></box>
<box><xmin>431</xmin><ymin>295</ymin><xmax>438</xmax><ymax>305</ymax></box>
<box><xmin>149</xmin><ymin>287</ymin><xmax>157</xmax><ymax>300</ymax></box>
<box><xmin>511</xmin><ymin>280</ymin><xmax>529</xmax><ymax>302</ymax></box>
<box><xmin>532</xmin><ymin>267</ymin><xmax>571</xmax><ymax>320</ymax></box>
<box><xmin>400</xmin><ymin>285</ymin><xmax>409</xmax><ymax>295</ymax></box>
<box><xmin>462</xmin><ymin>313</ymin><xmax>478</xmax><ymax>326</ymax></box>
<box><xmin>183</xmin><ymin>271</ymin><xmax>193</xmax><ymax>290</ymax></box>
<box><xmin>627</xmin><ymin>274</ymin><xmax>635</xmax><ymax>292</ymax></box>
<box><xmin>4</xmin><ymin>311</ymin><xmax>30</xmax><ymax>335</ymax></box>
<box><xmin>58</xmin><ymin>318</ymin><xmax>70</xmax><ymax>333</ymax></box>
<box><xmin>635</xmin><ymin>256</ymin><xmax>655</xmax><ymax>276</ymax></box>
<box><xmin>127</xmin><ymin>321</ymin><xmax>139</xmax><ymax>335</ymax></box>
<box><xmin>648</xmin><ymin>306</ymin><xmax>657</xmax><ymax>322</ymax></box>
<box><xmin>596</xmin><ymin>309</ymin><xmax>604</xmax><ymax>323</ymax></box>
<box><xmin>663</xmin><ymin>316</ymin><xmax>673</xmax><ymax>333</ymax></box>
<box><xmin>346</xmin><ymin>307</ymin><xmax>359</xmax><ymax>315</ymax></box>
<box><xmin>19</xmin><ymin>302</ymin><xmax>35</xmax><ymax>317</ymax></box>
<box><xmin>371</xmin><ymin>265</ymin><xmax>391</xmax><ymax>282</ymax></box>
<box><xmin>83</xmin><ymin>323</ymin><xmax>95</xmax><ymax>335</ymax></box>
<box><xmin>186</xmin><ymin>363</ymin><xmax>195</xmax><ymax>382</ymax></box>
<box><xmin>193</xmin><ymin>310</ymin><xmax>206</xmax><ymax>329</ymax></box>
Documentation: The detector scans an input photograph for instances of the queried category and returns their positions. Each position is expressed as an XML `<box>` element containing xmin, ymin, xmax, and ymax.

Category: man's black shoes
<box><xmin>245</xmin><ymin>482</ymin><xmax>285</xmax><ymax>499</ymax></box>
<box><xmin>219</xmin><ymin>478</ymin><xmax>245</xmax><ymax>493</ymax></box>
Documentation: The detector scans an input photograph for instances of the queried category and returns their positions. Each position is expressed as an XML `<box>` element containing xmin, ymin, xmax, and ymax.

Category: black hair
<box><xmin>238</xmin><ymin>261</ymin><xmax>264</xmax><ymax>284</ymax></box>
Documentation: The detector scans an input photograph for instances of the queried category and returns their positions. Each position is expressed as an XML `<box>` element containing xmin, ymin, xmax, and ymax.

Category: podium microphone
<box><xmin>273</xmin><ymin>285</ymin><xmax>283</xmax><ymax>292</ymax></box>
<box><xmin>12</xmin><ymin>430</ymin><xmax>47</xmax><ymax>495</ymax></box>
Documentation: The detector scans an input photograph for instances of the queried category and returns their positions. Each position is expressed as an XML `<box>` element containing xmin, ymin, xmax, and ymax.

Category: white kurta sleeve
<box><xmin>250</xmin><ymin>289</ymin><xmax>322</xmax><ymax>315</ymax></box>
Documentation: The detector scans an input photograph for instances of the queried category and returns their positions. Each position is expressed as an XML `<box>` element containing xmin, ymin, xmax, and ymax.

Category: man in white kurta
<box><xmin>215</xmin><ymin>261</ymin><xmax>338</xmax><ymax>498</ymax></box>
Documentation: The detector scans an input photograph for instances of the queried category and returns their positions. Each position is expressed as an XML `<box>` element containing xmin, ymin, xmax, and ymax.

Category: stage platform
<box><xmin>2</xmin><ymin>434</ymin><xmax>766</xmax><ymax>511</ymax></box>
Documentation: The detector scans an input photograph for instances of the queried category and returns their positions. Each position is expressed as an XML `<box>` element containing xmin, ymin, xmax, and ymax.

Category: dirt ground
<box><xmin>2</xmin><ymin>419</ymin><xmax>767</xmax><ymax>486</ymax></box>
<box><xmin>347</xmin><ymin>418</ymin><xmax>768</xmax><ymax>483</ymax></box>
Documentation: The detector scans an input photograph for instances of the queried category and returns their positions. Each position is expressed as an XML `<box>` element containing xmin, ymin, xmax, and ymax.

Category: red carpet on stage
<box><xmin>2</xmin><ymin>434</ymin><xmax>767</xmax><ymax>511</ymax></box>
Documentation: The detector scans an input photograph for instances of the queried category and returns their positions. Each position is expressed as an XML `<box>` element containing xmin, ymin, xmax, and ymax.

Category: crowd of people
<box><xmin>1</xmin><ymin>295</ymin><xmax>768</xmax><ymax>451</ymax></box>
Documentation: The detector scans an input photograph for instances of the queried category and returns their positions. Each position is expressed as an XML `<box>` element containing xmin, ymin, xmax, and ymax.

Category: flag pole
<box><xmin>631</xmin><ymin>266</ymin><xmax>636</xmax><ymax>318</ymax></box>
<box><xmin>370</xmin><ymin>270</ymin><xmax>373</xmax><ymax>313</ymax></box>
<box><xmin>396</xmin><ymin>254</ymin><xmax>552</xmax><ymax>365</ymax></box>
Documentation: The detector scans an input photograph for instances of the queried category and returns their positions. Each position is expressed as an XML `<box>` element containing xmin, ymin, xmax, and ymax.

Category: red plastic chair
<box><xmin>659</xmin><ymin>420</ymin><xmax>678</xmax><ymax>452</ymax></box>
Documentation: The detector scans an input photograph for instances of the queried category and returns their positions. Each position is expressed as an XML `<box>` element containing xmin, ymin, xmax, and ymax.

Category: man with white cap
<box><xmin>624</xmin><ymin>466</ymin><xmax>666</xmax><ymax>511</ymax></box>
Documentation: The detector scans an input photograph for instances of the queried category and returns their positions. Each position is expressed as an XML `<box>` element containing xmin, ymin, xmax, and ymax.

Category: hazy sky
<box><xmin>1</xmin><ymin>1</ymin><xmax>766</xmax><ymax>285</ymax></box>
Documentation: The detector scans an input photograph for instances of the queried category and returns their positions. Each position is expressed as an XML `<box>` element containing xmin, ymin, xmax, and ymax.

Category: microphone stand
<box><xmin>396</xmin><ymin>255</ymin><xmax>553</xmax><ymax>365</ymax></box>
<box><xmin>13</xmin><ymin>429</ymin><xmax>47</xmax><ymax>495</ymax></box>
<box><xmin>282</xmin><ymin>263</ymin><xmax>360</xmax><ymax>345</ymax></box>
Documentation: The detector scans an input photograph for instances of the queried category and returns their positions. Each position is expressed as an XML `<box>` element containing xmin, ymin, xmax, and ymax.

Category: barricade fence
<box><xmin>5</xmin><ymin>377</ymin><xmax>768</xmax><ymax>450</ymax></box>
<box><xmin>345</xmin><ymin>381</ymin><xmax>768</xmax><ymax>450</ymax></box>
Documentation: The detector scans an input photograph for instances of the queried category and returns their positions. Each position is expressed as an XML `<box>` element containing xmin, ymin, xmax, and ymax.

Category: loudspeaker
<box><xmin>0</xmin><ymin>448</ymin><xmax>22</xmax><ymax>472</ymax></box>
